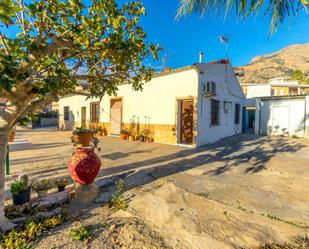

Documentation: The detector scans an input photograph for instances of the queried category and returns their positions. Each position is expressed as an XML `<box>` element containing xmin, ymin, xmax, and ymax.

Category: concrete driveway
<box><xmin>7</xmin><ymin>128</ymin><xmax>309</xmax><ymax>247</ymax></box>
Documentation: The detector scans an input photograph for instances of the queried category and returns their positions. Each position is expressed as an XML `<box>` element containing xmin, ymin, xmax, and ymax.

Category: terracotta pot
<box><xmin>8</xmin><ymin>131</ymin><xmax>16</xmax><ymax>142</ymax></box>
<box><xmin>120</xmin><ymin>133</ymin><xmax>128</xmax><ymax>140</ymax></box>
<box><xmin>97</xmin><ymin>131</ymin><xmax>104</xmax><ymax>137</ymax></box>
<box><xmin>76</xmin><ymin>132</ymin><xmax>92</xmax><ymax>147</ymax></box>
<box><xmin>68</xmin><ymin>147</ymin><xmax>101</xmax><ymax>185</ymax></box>
<box><xmin>128</xmin><ymin>135</ymin><xmax>135</xmax><ymax>141</ymax></box>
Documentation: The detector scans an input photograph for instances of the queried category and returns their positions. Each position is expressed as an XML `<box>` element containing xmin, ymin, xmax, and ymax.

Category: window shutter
<box><xmin>211</xmin><ymin>81</ymin><xmax>216</xmax><ymax>94</ymax></box>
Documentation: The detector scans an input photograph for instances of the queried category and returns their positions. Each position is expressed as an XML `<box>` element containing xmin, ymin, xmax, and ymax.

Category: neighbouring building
<box><xmin>254</xmin><ymin>95</ymin><xmax>309</xmax><ymax>139</ymax></box>
<box><xmin>241</xmin><ymin>78</ymin><xmax>309</xmax><ymax>98</ymax></box>
<box><xmin>59</xmin><ymin>62</ymin><xmax>245</xmax><ymax>147</ymax></box>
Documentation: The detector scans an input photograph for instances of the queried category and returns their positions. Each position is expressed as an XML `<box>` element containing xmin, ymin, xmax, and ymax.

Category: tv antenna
<box><xmin>219</xmin><ymin>35</ymin><xmax>230</xmax><ymax>60</ymax></box>
<box><xmin>162</xmin><ymin>53</ymin><xmax>170</xmax><ymax>71</ymax></box>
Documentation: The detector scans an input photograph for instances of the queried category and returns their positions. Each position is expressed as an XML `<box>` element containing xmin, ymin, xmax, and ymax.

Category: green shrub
<box><xmin>70</xmin><ymin>225</ymin><xmax>93</xmax><ymax>242</ymax></box>
<box><xmin>0</xmin><ymin>215</ymin><xmax>65</xmax><ymax>249</ymax></box>
<box><xmin>109</xmin><ymin>179</ymin><xmax>127</xmax><ymax>211</ymax></box>
<box><xmin>10</xmin><ymin>181</ymin><xmax>28</xmax><ymax>194</ymax></box>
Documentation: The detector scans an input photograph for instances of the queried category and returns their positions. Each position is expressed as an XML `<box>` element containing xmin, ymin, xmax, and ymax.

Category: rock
<box><xmin>36</xmin><ymin>191</ymin><xmax>68</xmax><ymax>209</ymax></box>
<box><xmin>94</xmin><ymin>190</ymin><xmax>113</xmax><ymax>204</ymax></box>
<box><xmin>34</xmin><ymin>207</ymin><xmax>62</xmax><ymax>219</ymax></box>
<box><xmin>11</xmin><ymin>216</ymin><xmax>28</xmax><ymax>225</ymax></box>
<box><xmin>69</xmin><ymin>184</ymin><xmax>100</xmax><ymax>213</ymax></box>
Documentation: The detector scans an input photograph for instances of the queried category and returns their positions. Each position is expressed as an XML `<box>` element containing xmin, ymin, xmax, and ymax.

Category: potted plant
<box><xmin>128</xmin><ymin>132</ymin><xmax>136</xmax><ymax>141</ymax></box>
<box><xmin>54</xmin><ymin>179</ymin><xmax>67</xmax><ymax>192</ymax></box>
<box><xmin>32</xmin><ymin>179</ymin><xmax>53</xmax><ymax>198</ymax></box>
<box><xmin>139</xmin><ymin>133</ymin><xmax>145</xmax><ymax>142</ymax></box>
<box><xmin>8</xmin><ymin>130</ymin><xmax>16</xmax><ymax>142</ymax></box>
<box><xmin>10</xmin><ymin>180</ymin><xmax>31</xmax><ymax>206</ymax></box>
<box><xmin>96</xmin><ymin>126</ymin><xmax>104</xmax><ymax>137</ymax></box>
<box><xmin>141</xmin><ymin>128</ymin><xmax>151</xmax><ymax>142</ymax></box>
<box><xmin>120</xmin><ymin>129</ymin><xmax>129</xmax><ymax>140</ymax></box>
<box><xmin>71</xmin><ymin>127</ymin><xmax>96</xmax><ymax>147</ymax></box>
<box><xmin>102</xmin><ymin>126</ymin><xmax>107</xmax><ymax>136</ymax></box>
<box><xmin>128</xmin><ymin>117</ymin><xmax>137</xmax><ymax>141</ymax></box>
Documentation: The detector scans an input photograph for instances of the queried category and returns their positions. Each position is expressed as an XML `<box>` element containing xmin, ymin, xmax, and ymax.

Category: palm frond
<box><xmin>176</xmin><ymin>0</ymin><xmax>308</xmax><ymax>34</ymax></box>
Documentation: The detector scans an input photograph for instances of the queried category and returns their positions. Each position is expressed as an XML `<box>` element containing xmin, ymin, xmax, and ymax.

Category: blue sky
<box><xmin>4</xmin><ymin>0</ymin><xmax>308</xmax><ymax>70</ymax></box>
<box><xmin>139</xmin><ymin>0</ymin><xmax>309</xmax><ymax>69</ymax></box>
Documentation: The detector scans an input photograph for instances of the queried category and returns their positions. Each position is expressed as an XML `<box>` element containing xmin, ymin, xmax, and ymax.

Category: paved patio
<box><xmin>7</xmin><ymin>128</ymin><xmax>309</xmax><ymax>228</ymax></box>
<box><xmin>6</xmin><ymin>128</ymin><xmax>309</xmax><ymax>247</ymax></box>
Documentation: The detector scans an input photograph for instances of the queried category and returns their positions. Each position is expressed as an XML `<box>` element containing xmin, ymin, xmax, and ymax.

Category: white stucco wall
<box><xmin>100</xmin><ymin>68</ymin><xmax>199</xmax><ymax>125</ymax></box>
<box><xmin>255</xmin><ymin>97</ymin><xmax>307</xmax><ymax>138</ymax></box>
<box><xmin>59</xmin><ymin>68</ymin><xmax>199</xmax><ymax>129</ymax></box>
<box><xmin>196</xmin><ymin>64</ymin><xmax>246</xmax><ymax>146</ymax></box>
<box><xmin>246</xmin><ymin>85</ymin><xmax>271</xmax><ymax>98</ymax></box>
<box><xmin>58</xmin><ymin>95</ymin><xmax>102</xmax><ymax>129</ymax></box>
<box><xmin>306</xmin><ymin>96</ymin><xmax>309</xmax><ymax>139</ymax></box>
<box><xmin>59</xmin><ymin>64</ymin><xmax>247</xmax><ymax>146</ymax></box>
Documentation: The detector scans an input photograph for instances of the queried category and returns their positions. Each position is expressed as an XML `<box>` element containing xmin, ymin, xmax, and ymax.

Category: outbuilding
<box><xmin>59</xmin><ymin>62</ymin><xmax>245</xmax><ymax>147</ymax></box>
<box><xmin>254</xmin><ymin>95</ymin><xmax>309</xmax><ymax>139</ymax></box>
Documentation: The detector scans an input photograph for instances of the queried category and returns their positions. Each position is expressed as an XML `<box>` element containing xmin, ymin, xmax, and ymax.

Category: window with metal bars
<box><xmin>210</xmin><ymin>99</ymin><xmax>220</xmax><ymax>126</ymax></box>
<box><xmin>64</xmin><ymin>106</ymin><xmax>70</xmax><ymax>121</ymax></box>
<box><xmin>235</xmin><ymin>103</ymin><xmax>240</xmax><ymax>124</ymax></box>
<box><xmin>90</xmin><ymin>102</ymin><xmax>100</xmax><ymax>123</ymax></box>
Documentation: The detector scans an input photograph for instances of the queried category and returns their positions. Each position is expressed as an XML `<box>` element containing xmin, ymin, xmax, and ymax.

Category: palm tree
<box><xmin>176</xmin><ymin>0</ymin><xmax>308</xmax><ymax>34</ymax></box>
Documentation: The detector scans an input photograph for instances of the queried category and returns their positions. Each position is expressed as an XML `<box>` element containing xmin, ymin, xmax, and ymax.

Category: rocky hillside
<box><xmin>235</xmin><ymin>43</ymin><xmax>309</xmax><ymax>83</ymax></box>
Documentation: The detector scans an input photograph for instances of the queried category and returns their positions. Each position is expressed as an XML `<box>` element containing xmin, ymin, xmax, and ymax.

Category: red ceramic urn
<box><xmin>68</xmin><ymin>147</ymin><xmax>101</xmax><ymax>185</ymax></box>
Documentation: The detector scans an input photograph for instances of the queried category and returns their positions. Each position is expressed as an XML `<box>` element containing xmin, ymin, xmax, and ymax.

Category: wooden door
<box><xmin>110</xmin><ymin>99</ymin><xmax>122</xmax><ymax>135</ymax></box>
<box><xmin>81</xmin><ymin>107</ymin><xmax>86</xmax><ymax>128</ymax></box>
<box><xmin>180</xmin><ymin>99</ymin><xmax>194</xmax><ymax>144</ymax></box>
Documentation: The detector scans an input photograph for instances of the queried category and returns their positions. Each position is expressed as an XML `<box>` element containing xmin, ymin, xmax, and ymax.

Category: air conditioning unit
<box><xmin>203</xmin><ymin>81</ymin><xmax>216</xmax><ymax>96</ymax></box>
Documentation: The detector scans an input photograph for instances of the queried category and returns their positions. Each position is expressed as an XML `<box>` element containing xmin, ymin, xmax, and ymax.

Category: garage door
<box><xmin>110</xmin><ymin>99</ymin><xmax>122</xmax><ymax>135</ymax></box>
<box><xmin>271</xmin><ymin>106</ymin><xmax>289</xmax><ymax>135</ymax></box>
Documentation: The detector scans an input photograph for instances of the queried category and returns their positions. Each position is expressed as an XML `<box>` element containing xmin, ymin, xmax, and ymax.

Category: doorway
<box><xmin>81</xmin><ymin>107</ymin><xmax>86</xmax><ymax>128</ymax></box>
<box><xmin>271</xmin><ymin>106</ymin><xmax>289</xmax><ymax>135</ymax></box>
<box><xmin>110</xmin><ymin>98</ymin><xmax>122</xmax><ymax>135</ymax></box>
<box><xmin>179</xmin><ymin>98</ymin><xmax>194</xmax><ymax>144</ymax></box>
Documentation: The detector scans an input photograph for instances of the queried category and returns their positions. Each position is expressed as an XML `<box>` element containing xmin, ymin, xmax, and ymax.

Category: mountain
<box><xmin>235</xmin><ymin>43</ymin><xmax>309</xmax><ymax>83</ymax></box>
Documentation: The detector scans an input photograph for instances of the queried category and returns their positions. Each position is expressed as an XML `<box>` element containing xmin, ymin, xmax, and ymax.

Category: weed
<box><xmin>0</xmin><ymin>215</ymin><xmax>65</xmax><ymax>249</ymax></box>
<box><xmin>70</xmin><ymin>225</ymin><xmax>94</xmax><ymax>243</ymax></box>
<box><xmin>109</xmin><ymin>180</ymin><xmax>127</xmax><ymax>211</ymax></box>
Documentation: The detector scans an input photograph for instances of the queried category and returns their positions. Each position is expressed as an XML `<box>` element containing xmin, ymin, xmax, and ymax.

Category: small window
<box><xmin>90</xmin><ymin>102</ymin><xmax>100</xmax><ymax>123</ymax></box>
<box><xmin>64</xmin><ymin>106</ymin><xmax>70</xmax><ymax>121</ymax></box>
<box><xmin>210</xmin><ymin>99</ymin><xmax>220</xmax><ymax>126</ymax></box>
<box><xmin>235</xmin><ymin>104</ymin><xmax>240</xmax><ymax>124</ymax></box>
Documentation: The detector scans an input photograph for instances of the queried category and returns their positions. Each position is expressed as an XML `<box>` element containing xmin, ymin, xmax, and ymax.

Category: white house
<box><xmin>241</xmin><ymin>77</ymin><xmax>309</xmax><ymax>98</ymax></box>
<box><xmin>254</xmin><ymin>95</ymin><xmax>309</xmax><ymax>139</ymax></box>
<box><xmin>59</xmin><ymin>62</ymin><xmax>245</xmax><ymax>147</ymax></box>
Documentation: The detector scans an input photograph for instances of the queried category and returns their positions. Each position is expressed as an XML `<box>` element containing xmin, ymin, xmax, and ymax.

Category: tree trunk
<box><xmin>0</xmin><ymin>128</ymin><xmax>15</xmax><ymax>232</ymax></box>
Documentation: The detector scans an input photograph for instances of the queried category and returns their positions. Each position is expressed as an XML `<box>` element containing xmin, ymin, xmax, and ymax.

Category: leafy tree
<box><xmin>176</xmin><ymin>0</ymin><xmax>309</xmax><ymax>34</ymax></box>
<box><xmin>290</xmin><ymin>69</ymin><xmax>309</xmax><ymax>83</ymax></box>
<box><xmin>0</xmin><ymin>0</ymin><xmax>159</xmax><ymax>231</ymax></box>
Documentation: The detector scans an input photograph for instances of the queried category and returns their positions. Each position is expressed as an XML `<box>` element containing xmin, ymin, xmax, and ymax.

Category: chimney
<box><xmin>199</xmin><ymin>52</ymin><xmax>203</xmax><ymax>63</ymax></box>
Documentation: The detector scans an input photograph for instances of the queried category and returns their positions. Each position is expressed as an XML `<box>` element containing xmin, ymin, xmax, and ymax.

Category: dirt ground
<box><xmin>8</xmin><ymin>128</ymin><xmax>309</xmax><ymax>248</ymax></box>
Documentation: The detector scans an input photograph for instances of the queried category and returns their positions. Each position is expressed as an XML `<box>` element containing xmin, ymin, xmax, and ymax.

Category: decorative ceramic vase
<box><xmin>68</xmin><ymin>147</ymin><xmax>101</xmax><ymax>185</ymax></box>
